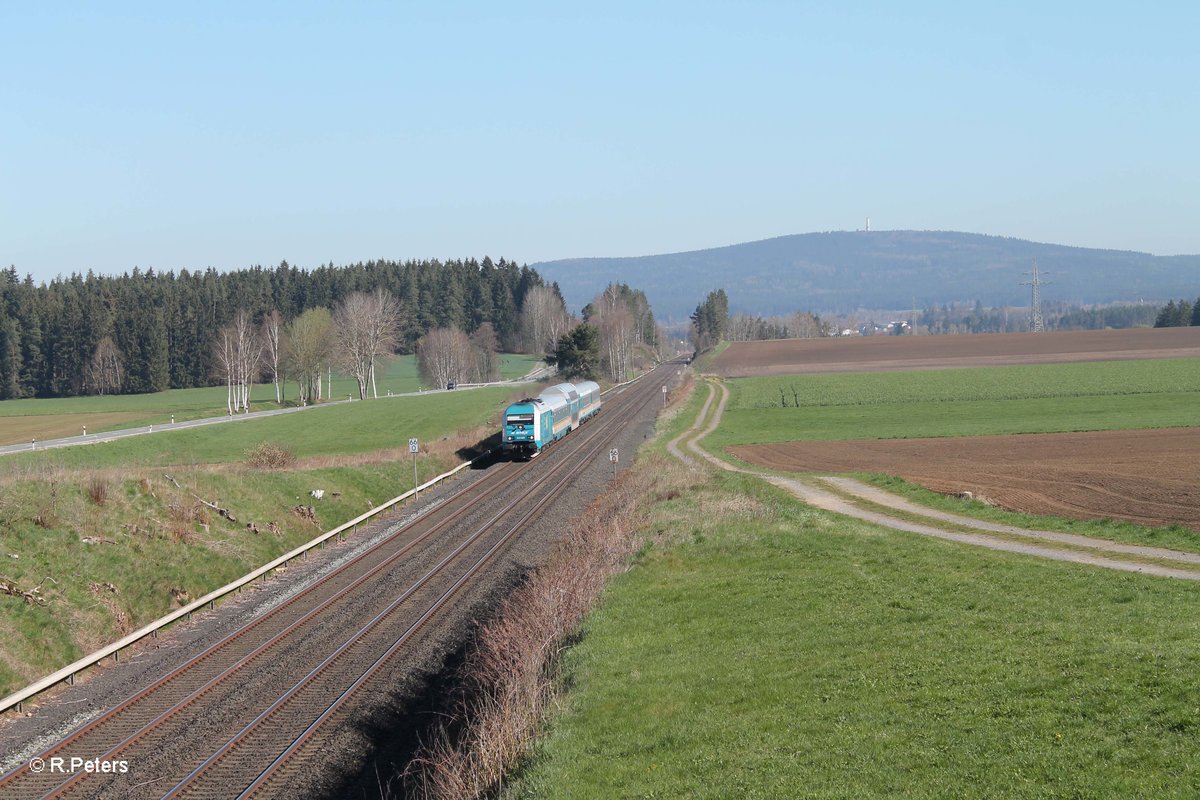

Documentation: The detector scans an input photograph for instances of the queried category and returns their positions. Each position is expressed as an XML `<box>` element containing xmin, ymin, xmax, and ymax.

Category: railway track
<box><xmin>0</xmin><ymin>365</ymin><xmax>671</xmax><ymax>799</ymax></box>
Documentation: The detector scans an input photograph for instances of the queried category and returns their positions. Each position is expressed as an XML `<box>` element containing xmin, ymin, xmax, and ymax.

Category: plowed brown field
<box><xmin>713</xmin><ymin>327</ymin><xmax>1200</xmax><ymax>377</ymax></box>
<box><xmin>732</xmin><ymin>429</ymin><xmax>1200</xmax><ymax>530</ymax></box>
<box><xmin>717</xmin><ymin>328</ymin><xmax>1200</xmax><ymax>531</ymax></box>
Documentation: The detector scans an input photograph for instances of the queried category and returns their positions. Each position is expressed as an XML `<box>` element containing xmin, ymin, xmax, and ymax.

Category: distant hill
<box><xmin>531</xmin><ymin>231</ymin><xmax>1200</xmax><ymax>323</ymax></box>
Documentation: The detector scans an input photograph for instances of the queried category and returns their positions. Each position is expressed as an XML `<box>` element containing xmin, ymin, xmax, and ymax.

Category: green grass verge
<box><xmin>0</xmin><ymin>353</ymin><xmax>543</xmax><ymax>443</ymax></box>
<box><xmin>0</xmin><ymin>386</ymin><xmax>522</xmax><ymax>470</ymax></box>
<box><xmin>705</xmin><ymin>358</ymin><xmax>1200</xmax><ymax>447</ymax></box>
<box><xmin>0</xmin><ymin>382</ymin><xmax>524</xmax><ymax>696</ymax></box>
<box><xmin>508</xmin><ymin>466</ymin><xmax>1200</xmax><ymax>799</ymax></box>
<box><xmin>0</xmin><ymin>457</ymin><xmax>459</xmax><ymax>697</ymax></box>
<box><xmin>690</xmin><ymin>342</ymin><xmax>729</xmax><ymax>374</ymax></box>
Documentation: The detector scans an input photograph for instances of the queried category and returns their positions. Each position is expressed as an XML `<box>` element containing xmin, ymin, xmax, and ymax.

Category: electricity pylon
<box><xmin>1021</xmin><ymin>259</ymin><xmax>1050</xmax><ymax>332</ymax></box>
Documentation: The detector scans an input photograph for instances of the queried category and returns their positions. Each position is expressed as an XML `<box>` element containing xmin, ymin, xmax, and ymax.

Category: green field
<box><xmin>705</xmin><ymin>358</ymin><xmax>1200</xmax><ymax>448</ymax></box>
<box><xmin>0</xmin><ymin>383</ymin><xmax>524</xmax><ymax>696</ymax></box>
<box><xmin>0</xmin><ymin>353</ymin><xmax>543</xmax><ymax>444</ymax></box>
<box><xmin>0</xmin><ymin>385</ymin><xmax>522</xmax><ymax>471</ymax></box>
<box><xmin>509</xmin><ymin>462</ymin><xmax>1200</xmax><ymax>799</ymax></box>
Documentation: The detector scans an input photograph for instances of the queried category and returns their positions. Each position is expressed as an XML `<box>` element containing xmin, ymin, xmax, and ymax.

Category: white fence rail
<box><xmin>0</xmin><ymin>452</ymin><xmax>487</xmax><ymax>715</ymax></box>
<box><xmin>0</xmin><ymin>362</ymin><xmax>655</xmax><ymax>715</ymax></box>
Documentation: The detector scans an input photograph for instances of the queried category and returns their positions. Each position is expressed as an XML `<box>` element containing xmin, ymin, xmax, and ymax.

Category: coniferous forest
<box><xmin>0</xmin><ymin>258</ymin><xmax>553</xmax><ymax>399</ymax></box>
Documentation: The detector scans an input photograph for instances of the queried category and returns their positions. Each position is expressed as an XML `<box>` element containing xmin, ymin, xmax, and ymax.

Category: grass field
<box><xmin>704</xmin><ymin>358</ymin><xmax>1200</xmax><ymax>448</ymax></box>
<box><xmin>0</xmin><ymin>353</ymin><xmax>543</xmax><ymax>445</ymax></box>
<box><xmin>0</xmin><ymin>386</ymin><xmax>523</xmax><ymax>471</ymax></box>
<box><xmin>0</xmin><ymin>383</ymin><xmax>523</xmax><ymax>697</ymax></box>
<box><xmin>508</xmin><ymin>462</ymin><xmax>1200</xmax><ymax>799</ymax></box>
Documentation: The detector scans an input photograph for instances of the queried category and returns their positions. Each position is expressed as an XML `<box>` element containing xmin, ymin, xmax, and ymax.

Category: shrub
<box><xmin>245</xmin><ymin>442</ymin><xmax>296</xmax><ymax>469</ymax></box>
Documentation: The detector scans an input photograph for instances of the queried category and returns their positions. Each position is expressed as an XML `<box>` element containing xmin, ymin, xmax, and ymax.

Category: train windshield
<box><xmin>506</xmin><ymin>414</ymin><xmax>534</xmax><ymax>426</ymax></box>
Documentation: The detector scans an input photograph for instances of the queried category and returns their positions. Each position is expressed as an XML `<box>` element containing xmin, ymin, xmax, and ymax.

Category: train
<box><xmin>501</xmin><ymin>380</ymin><xmax>601</xmax><ymax>459</ymax></box>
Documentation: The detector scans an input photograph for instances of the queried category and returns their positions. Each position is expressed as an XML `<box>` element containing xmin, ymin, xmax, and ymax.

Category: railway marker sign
<box><xmin>409</xmin><ymin>438</ymin><xmax>419</xmax><ymax>496</ymax></box>
<box><xmin>609</xmin><ymin>447</ymin><xmax>619</xmax><ymax>477</ymax></box>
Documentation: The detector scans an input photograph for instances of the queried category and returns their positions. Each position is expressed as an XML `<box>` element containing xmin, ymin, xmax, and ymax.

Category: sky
<box><xmin>3</xmin><ymin>2</ymin><xmax>1198</xmax><ymax>284</ymax></box>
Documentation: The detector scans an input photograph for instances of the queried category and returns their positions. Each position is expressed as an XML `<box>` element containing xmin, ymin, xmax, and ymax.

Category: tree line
<box><xmin>550</xmin><ymin>283</ymin><xmax>660</xmax><ymax>381</ymax></box>
<box><xmin>0</xmin><ymin>258</ymin><xmax>561</xmax><ymax>400</ymax></box>
<box><xmin>1153</xmin><ymin>297</ymin><xmax>1200</xmax><ymax>328</ymax></box>
<box><xmin>688</xmin><ymin>289</ymin><xmax>830</xmax><ymax>349</ymax></box>
<box><xmin>725</xmin><ymin>311</ymin><xmax>830</xmax><ymax>341</ymax></box>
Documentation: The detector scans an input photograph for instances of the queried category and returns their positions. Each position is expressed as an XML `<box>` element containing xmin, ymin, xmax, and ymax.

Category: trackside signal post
<box><xmin>409</xmin><ymin>438</ymin><xmax>419</xmax><ymax>496</ymax></box>
<box><xmin>609</xmin><ymin>446</ymin><xmax>618</xmax><ymax>478</ymax></box>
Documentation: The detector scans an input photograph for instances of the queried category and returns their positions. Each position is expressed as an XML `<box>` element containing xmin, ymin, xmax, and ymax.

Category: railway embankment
<box><xmin>0</xmin><ymin>416</ymin><xmax>501</xmax><ymax>702</ymax></box>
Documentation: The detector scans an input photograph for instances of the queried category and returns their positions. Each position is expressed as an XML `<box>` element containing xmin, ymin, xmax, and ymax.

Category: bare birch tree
<box><xmin>283</xmin><ymin>307</ymin><xmax>332</xmax><ymax>406</ymax></box>
<box><xmin>215</xmin><ymin>327</ymin><xmax>236</xmax><ymax>414</ymax></box>
<box><xmin>333</xmin><ymin>289</ymin><xmax>400</xmax><ymax>400</ymax></box>
<box><xmin>520</xmin><ymin>285</ymin><xmax>572</xmax><ymax>357</ymax></box>
<box><xmin>261</xmin><ymin>309</ymin><xmax>284</xmax><ymax>404</ymax></box>
<box><xmin>592</xmin><ymin>285</ymin><xmax>635</xmax><ymax>381</ymax></box>
<box><xmin>84</xmin><ymin>336</ymin><xmax>124</xmax><ymax>395</ymax></box>
<box><xmin>214</xmin><ymin>310</ymin><xmax>262</xmax><ymax>414</ymax></box>
<box><xmin>416</xmin><ymin>327</ymin><xmax>474</xmax><ymax>389</ymax></box>
<box><xmin>470</xmin><ymin>322</ymin><xmax>499</xmax><ymax>383</ymax></box>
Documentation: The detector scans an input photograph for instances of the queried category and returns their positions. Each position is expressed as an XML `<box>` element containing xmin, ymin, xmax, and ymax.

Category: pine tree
<box><xmin>0</xmin><ymin>313</ymin><xmax>20</xmax><ymax>399</ymax></box>
<box><xmin>548</xmin><ymin>324</ymin><xmax>600</xmax><ymax>380</ymax></box>
<box><xmin>690</xmin><ymin>289</ymin><xmax>729</xmax><ymax>351</ymax></box>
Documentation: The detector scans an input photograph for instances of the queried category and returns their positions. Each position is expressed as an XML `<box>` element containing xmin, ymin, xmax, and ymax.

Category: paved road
<box><xmin>0</xmin><ymin>365</ymin><xmax>553</xmax><ymax>458</ymax></box>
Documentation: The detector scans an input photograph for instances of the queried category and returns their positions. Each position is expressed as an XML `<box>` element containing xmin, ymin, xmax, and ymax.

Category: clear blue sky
<box><xmin>4</xmin><ymin>2</ymin><xmax>1197</xmax><ymax>284</ymax></box>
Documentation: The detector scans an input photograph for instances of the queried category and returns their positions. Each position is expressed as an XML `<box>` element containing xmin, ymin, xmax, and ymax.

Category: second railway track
<box><xmin>0</xmin><ymin>364</ymin><xmax>676</xmax><ymax>799</ymax></box>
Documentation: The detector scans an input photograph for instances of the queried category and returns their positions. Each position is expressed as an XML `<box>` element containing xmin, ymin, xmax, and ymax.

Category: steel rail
<box><xmin>4</xmin><ymin>367</ymin><xmax>663</xmax><ymax>799</ymax></box>
<box><xmin>233</xmin><ymin>368</ymin><xmax>670</xmax><ymax>798</ymax></box>
<box><xmin>10</xmin><ymin>463</ymin><xmax>523</xmax><ymax>799</ymax></box>
<box><xmin>0</xmin><ymin>451</ymin><xmax>492</xmax><ymax>717</ymax></box>
<box><xmin>165</xmin><ymin>368</ymin><xmax>667</xmax><ymax>799</ymax></box>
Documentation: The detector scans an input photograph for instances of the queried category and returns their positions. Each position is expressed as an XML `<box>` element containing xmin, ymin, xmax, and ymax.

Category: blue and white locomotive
<box><xmin>501</xmin><ymin>380</ymin><xmax>601</xmax><ymax>459</ymax></box>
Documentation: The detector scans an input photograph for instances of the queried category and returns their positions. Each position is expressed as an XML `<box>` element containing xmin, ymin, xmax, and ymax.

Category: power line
<box><xmin>1020</xmin><ymin>258</ymin><xmax>1051</xmax><ymax>332</ymax></box>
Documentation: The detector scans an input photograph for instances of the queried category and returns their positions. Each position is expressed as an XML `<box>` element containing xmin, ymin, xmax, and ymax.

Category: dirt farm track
<box><xmin>732</xmin><ymin>429</ymin><xmax>1200</xmax><ymax>531</ymax></box>
<box><xmin>712</xmin><ymin>327</ymin><xmax>1200</xmax><ymax>376</ymax></box>
<box><xmin>715</xmin><ymin>328</ymin><xmax>1200</xmax><ymax>531</ymax></box>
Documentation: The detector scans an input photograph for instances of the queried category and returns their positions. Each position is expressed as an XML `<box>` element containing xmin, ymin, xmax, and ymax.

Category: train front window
<box><xmin>506</xmin><ymin>414</ymin><xmax>534</xmax><ymax>428</ymax></box>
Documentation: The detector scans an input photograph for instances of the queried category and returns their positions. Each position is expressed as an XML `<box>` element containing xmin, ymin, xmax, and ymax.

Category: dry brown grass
<box><xmin>0</xmin><ymin>411</ymin><xmax>147</xmax><ymax>446</ymax></box>
<box><xmin>404</xmin><ymin>456</ymin><xmax>687</xmax><ymax>800</ymax></box>
<box><xmin>86</xmin><ymin>476</ymin><xmax>110</xmax><ymax>506</ymax></box>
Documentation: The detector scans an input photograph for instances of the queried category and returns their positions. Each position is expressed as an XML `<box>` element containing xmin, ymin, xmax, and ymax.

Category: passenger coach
<box><xmin>501</xmin><ymin>380</ymin><xmax>600</xmax><ymax>459</ymax></box>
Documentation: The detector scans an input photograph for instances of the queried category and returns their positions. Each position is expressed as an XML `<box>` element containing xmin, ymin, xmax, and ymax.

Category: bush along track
<box><xmin>401</xmin><ymin>378</ymin><xmax>699</xmax><ymax>799</ymax></box>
